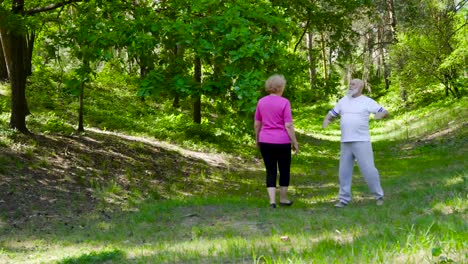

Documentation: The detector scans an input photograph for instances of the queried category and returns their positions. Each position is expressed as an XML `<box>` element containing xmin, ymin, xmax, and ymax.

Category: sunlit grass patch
<box><xmin>372</xmin><ymin>97</ymin><xmax>467</xmax><ymax>141</ymax></box>
<box><xmin>0</xmin><ymin>82</ymin><xmax>10</xmax><ymax>97</ymax></box>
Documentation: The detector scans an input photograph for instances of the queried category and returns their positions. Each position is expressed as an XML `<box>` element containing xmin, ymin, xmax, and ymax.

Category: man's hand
<box><xmin>375</xmin><ymin>110</ymin><xmax>389</xmax><ymax>120</ymax></box>
<box><xmin>323</xmin><ymin>119</ymin><xmax>330</xmax><ymax>129</ymax></box>
<box><xmin>323</xmin><ymin>113</ymin><xmax>333</xmax><ymax>128</ymax></box>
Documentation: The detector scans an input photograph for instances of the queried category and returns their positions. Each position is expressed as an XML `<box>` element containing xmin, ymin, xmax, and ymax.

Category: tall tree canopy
<box><xmin>0</xmin><ymin>0</ymin><xmax>466</xmax><ymax>133</ymax></box>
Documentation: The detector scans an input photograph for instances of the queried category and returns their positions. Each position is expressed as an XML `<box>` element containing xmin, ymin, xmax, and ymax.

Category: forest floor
<box><xmin>0</xmin><ymin>102</ymin><xmax>466</xmax><ymax>263</ymax></box>
<box><xmin>0</xmin><ymin>128</ymin><xmax>255</xmax><ymax>235</ymax></box>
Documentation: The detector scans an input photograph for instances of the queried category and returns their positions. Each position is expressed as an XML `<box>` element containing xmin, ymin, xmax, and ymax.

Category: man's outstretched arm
<box><xmin>323</xmin><ymin>112</ymin><xmax>335</xmax><ymax>129</ymax></box>
<box><xmin>375</xmin><ymin>110</ymin><xmax>389</xmax><ymax>120</ymax></box>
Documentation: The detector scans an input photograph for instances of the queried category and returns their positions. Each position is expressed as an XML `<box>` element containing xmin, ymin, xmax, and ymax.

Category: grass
<box><xmin>0</xmin><ymin>78</ymin><xmax>467</xmax><ymax>263</ymax></box>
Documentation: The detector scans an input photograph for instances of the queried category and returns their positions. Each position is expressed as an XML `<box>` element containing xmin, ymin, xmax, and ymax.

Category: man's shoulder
<box><xmin>359</xmin><ymin>95</ymin><xmax>378</xmax><ymax>103</ymax></box>
<box><xmin>337</xmin><ymin>96</ymin><xmax>348</xmax><ymax>103</ymax></box>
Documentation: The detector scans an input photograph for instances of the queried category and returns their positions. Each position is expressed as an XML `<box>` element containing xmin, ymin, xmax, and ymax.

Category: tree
<box><xmin>139</xmin><ymin>0</ymin><xmax>297</xmax><ymax>122</ymax></box>
<box><xmin>389</xmin><ymin>0</ymin><xmax>467</xmax><ymax>104</ymax></box>
<box><xmin>0</xmin><ymin>0</ymin><xmax>84</xmax><ymax>133</ymax></box>
<box><xmin>275</xmin><ymin>0</ymin><xmax>372</xmax><ymax>99</ymax></box>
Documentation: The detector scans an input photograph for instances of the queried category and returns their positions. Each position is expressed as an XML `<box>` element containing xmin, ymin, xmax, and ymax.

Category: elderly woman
<box><xmin>254</xmin><ymin>74</ymin><xmax>299</xmax><ymax>209</ymax></box>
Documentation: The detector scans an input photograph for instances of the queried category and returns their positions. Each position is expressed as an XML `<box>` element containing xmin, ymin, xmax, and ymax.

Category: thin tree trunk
<box><xmin>139</xmin><ymin>54</ymin><xmax>154</xmax><ymax>78</ymax></box>
<box><xmin>25</xmin><ymin>30</ymin><xmax>35</xmax><ymax>76</ymax></box>
<box><xmin>172</xmin><ymin>94</ymin><xmax>179</xmax><ymax>108</ymax></box>
<box><xmin>77</xmin><ymin>81</ymin><xmax>85</xmax><ymax>132</ymax></box>
<box><xmin>0</xmin><ymin>38</ymin><xmax>8</xmax><ymax>81</ymax></box>
<box><xmin>386</xmin><ymin>0</ymin><xmax>397</xmax><ymax>43</ymax></box>
<box><xmin>362</xmin><ymin>32</ymin><xmax>373</xmax><ymax>90</ymax></box>
<box><xmin>306</xmin><ymin>31</ymin><xmax>316</xmax><ymax>90</ymax></box>
<box><xmin>193</xmin><ymin>56</ymin><xmax>202</xmax><ymax>124</ymax></box>
<box><xmin>320</xmin><ymin>32</ymin><xmax>327</xmax><ymax>80</ymax></box>
<box><xmin>172</xmin><ymin>44</ymin><xmax>183</xmax><ymax>108</ymax></box>
<box><xmin>0</xmin><ymin>27</ymin><xmax>11</xmax><ymax>80</ymax></box>
<box><xmin>377</xmin><ymin>24</ymin><xmax>391</xmax><ymax>90</ymax></box>
<box><xmin>383</xmin><ymin>48</ymin><xmax>390</xmax><ymax>90</ymax></box>
<box><xmin>376</xmin><ymin>26</ymin><xmax>382</xmax><ymax>79</ymax></box>
<box><xmin>384</xmin><ymin>0</ymin><xmax>396</xmax><ymax>88</ymax></box>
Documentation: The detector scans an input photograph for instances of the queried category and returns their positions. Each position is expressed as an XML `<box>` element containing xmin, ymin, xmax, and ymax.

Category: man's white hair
<box><xmin>351</xmin><ymin>79</ymin><xmax>364</xmax><ymax>89</ymax></box>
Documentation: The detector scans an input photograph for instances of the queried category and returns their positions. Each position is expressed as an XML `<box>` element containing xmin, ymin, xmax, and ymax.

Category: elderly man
<box><xmin>323</xmin><ymin>79</ymin><xmax>389</xmax><ymax>208</ymax></box>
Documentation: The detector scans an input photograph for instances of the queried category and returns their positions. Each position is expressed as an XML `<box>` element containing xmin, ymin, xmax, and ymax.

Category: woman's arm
<box><xmin>254</xmin><ymin>120</ymin><xmax>262</xmax><ymax>147</ymax></box>
<box><xmin>285</xmin><ymin>122</ymin><xmax>299</xmax><ymax>154</ymax></box>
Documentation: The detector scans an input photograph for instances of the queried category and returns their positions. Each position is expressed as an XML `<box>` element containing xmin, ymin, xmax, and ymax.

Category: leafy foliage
<box><xmin>388</xmin><ymin>0</ymin><xmax>466</xmax><ymax>106</ymax></box>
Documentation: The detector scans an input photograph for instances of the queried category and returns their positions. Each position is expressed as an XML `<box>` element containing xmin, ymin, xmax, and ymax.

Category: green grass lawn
<box><xmin>0</xmin><ymin>96</ymin><xmax>466</xmax><ymax>263</ymax></box>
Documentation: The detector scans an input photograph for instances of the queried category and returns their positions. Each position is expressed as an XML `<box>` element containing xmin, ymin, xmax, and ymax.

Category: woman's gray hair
<box><xmin>265</xmin><ymin>74</ymin><xmax>286</xmax><ymax>94</ymax></box>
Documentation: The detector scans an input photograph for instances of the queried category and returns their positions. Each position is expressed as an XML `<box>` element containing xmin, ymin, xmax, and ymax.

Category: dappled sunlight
<box><xmin>297</xmin><ymin>128</ymin><xmax>341</xmax><ymax>142</ymax></box>
<box><xmin>93</xmin><ymin>221</ymin><xmax>115</xmax><ymax>233</ymax></box>
<box><xmin>1</xmin><ymin>86</ymin><xmax>466</xmax><ymax>263</ymax></box>
<box><xmin>443</xmin><ymin>175</ymin><xmax>466</xmax><ymax>187</ymax></box>
<box><xmin>0</xmin><ymin>241</ymin><xmax>117</xmax><ymax>264</ymax></box>
<box><xmin>372</xmin><ymin>100</ymin><xmax>467</xmax><ymax>142</ymax></box>
<box><xmin>0</xmin><ymin>84</ymin><xmax>10</xmax><ymax>97</ymax></box>
<box><xmin>432</xmin><ymin>197</ymin><xmax>467</xmax><ymax>215</ymax></box>
<box><xmin>120</xmin><ymin>230</ymin><xmax>365</xmax><ymax>262</ymax></box>
<box><xmin>1</xmin><ymin>189</ymin><xmax>466</xmax><ymax>263</ymax></box>
<box><xmin>87</xmin><ymin>128</ymin><xmax>254</xmax><ymax>169</ymax></box>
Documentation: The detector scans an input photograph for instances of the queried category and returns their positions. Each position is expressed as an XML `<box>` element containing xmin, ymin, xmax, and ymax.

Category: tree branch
<box><xmin>24</xmin><ymin>0</ymin><xmax>87</xmax><ymax>15</ymax></box>
<box><xmin>294</xmin><ymin>18</ymin><xmax>310</xmax><ymax>53</ymax></box>
<box><xmin>448</xmin><ymin>21</ymin><xmax>468</xmax><ymax>40</ymax></box>
<box><xmin>455</xmin><ymin>0</ymin><xmax>467</xmax><ymax>12</ymax></box>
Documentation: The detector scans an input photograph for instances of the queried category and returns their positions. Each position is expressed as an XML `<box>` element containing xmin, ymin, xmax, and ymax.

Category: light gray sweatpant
<box><xmin>338</xmin><ymin>141</ymin><xmax>384</xmax><ymax>204</ymax></box>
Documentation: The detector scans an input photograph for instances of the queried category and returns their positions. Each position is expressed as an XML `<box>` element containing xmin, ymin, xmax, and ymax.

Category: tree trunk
<box><xmin>306</xmin><ymin>31</ymin><xmax>316</xmax><ymax>90</ymax></box>
<box><xmin>384</xmin><ymin>0</ymin><xmax>396</xmax><ymax>88</ymax></box>
<box><xmin>25</xmin><ymin>31</ymin><xmax>35</xmax><ymax>76</ymax></box>
<box><xmin>0</xmin><ymin>27</ymin><xmax>11</xmax><ymax>80</ymax></box>
<box><xmin>320</xmin><ymin>32</ymin><xmax>327</xmax><ymax>80</ymax></box>
<box><xmin>0</xmin><ymin>39</ymin><xmax>8</xmax><ymax>81</ymax></box>
<box><xmin>383</xmin><ymin>49</ymin><xmax>390</xmax><ymax>90</ymax></box>
<box><xmin>400</xmin><ymin>85</ymin><xmax>407</xmax><ymax>103</ymax></box>
<box><xmin>172</xmin><ymin>94</ymin><xmax>180</xmax><ymax>108</ymax></box>
<box><xmin>172</xmin><ymin>44</ymin><xmax>183</xmax><ymax>109</ymax></box>
<box><xmin>139</xmin><ymin>54</ymin><xmax>154</xmax><ymax>78</ymax></box>
<box><xmin>386</xmin><ymin>0</ymin><xmax>397</xmax><ymax>43</ymax></box>
<box><xmin>376</xmin><ymin>26</ymin><xmax>382</xmax><ymax>79</ymax></box>
<box><xmin>362</xmin><ymin>32</ymin><xmax>373</xmax><ymax>90</ymax></box>
<box><xmin>77</xmin><ymin>81</ymin><xmax>85</xmax><ymax>132</ymax></box>
<box><xmin>378</xmin><ymin>25</ymin><xmax>391</xmax><ymax>90</ymax></box>
<box><xmin>8</xmin><ymin>0</ymin><xmax>30</xmax><ymax>133</ymax></box>
<box><xmin>193</xmin><ymin>56</ymin><xmax>201</xmax><ymax>124</ymax></box>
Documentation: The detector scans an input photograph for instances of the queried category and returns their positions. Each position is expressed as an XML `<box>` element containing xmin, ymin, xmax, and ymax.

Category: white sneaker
<box><xmin>334</xmin><ymin>201</ymin><xmax>348</xmax><ymax>208</ymax></box>
<box><xmin>376</xmin><ymin>198</ymin><xmax>384</xmax><ymax>206</ymax></box>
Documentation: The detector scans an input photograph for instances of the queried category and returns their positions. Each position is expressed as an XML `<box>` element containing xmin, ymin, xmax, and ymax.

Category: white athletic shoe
<box><xmin>376</xmin><ymin>198</ymin><xmax>384</xmax><ymax>206</ymax></box>
<box><xmin>334</xmin><ymin>201</ymin><xmax>348</xmax><ymax>208</ymax></box>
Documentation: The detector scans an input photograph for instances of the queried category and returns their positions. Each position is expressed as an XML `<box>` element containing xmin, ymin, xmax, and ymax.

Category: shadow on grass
<box><xmin>0</xmin><ymin>125</ymin><xmax>466</xmax><ymax>263</ymax></box>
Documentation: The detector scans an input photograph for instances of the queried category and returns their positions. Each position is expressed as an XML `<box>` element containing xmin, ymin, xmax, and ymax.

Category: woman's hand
<box><xmin>292</xmin><ymin>141</ymin><xmax>299</xmax><ymax>154</ymax></box>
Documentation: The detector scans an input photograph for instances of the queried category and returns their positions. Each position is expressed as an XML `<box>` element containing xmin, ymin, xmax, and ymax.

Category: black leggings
<box><xmin>259</xmin><ymin>143</ymin><xmax>291</xmax><ymax>188</ymax></box>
